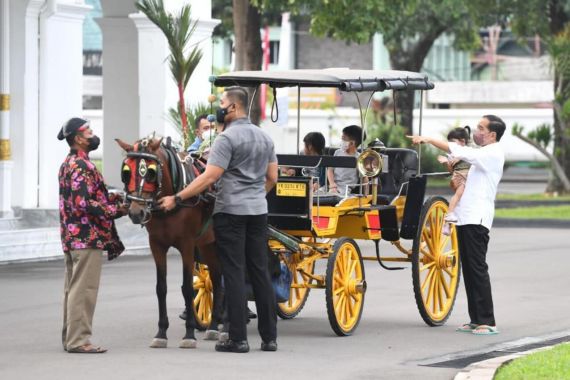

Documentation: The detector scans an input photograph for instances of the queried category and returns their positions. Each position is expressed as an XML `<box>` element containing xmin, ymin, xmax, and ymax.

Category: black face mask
<box><xmin>87</xmin><ymin>135</ymin><xmax>101</xmax><ymax>151</ymax></box>
<box><xmin>216</xmin><ymin>104</ymin><xmax>234</xmax><ymax>124</ymax></box>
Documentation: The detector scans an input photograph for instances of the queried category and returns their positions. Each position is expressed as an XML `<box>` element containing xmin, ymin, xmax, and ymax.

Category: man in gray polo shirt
<box><xmin>159</xmin><ymin>86</ymin><xmax>279</xmax><ymax>353</ymax></box>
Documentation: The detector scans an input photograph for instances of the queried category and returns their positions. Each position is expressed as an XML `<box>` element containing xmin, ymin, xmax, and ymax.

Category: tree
<box><xmin>254</xmin><ymin>0</ymin><xmax>505</xmax><ymax>134</ymax></box>
<box><xmin>231</xmin><ymin>0</ymin><xmax>263</xmax><ymax>124</ymax></box>
<box><xmin>510</xmin><ymin>0</ymin><xmax>570</xmax><ymax>193</ymax></box>
<box><xmin>136</xmin><ymin>0</ymin><xmax>203</xmax><ymax>148</ymax></box>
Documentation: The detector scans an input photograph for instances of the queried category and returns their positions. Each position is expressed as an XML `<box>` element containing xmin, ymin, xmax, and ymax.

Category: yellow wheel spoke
<box><xmin>294</xmin><ymin>287</ymin><xmax>301</xmax><ymax>300</ymax></box>
<box><xmin>442</xmin><ymin>249</ymin><xmax>456</xmax><ymax>258</ymax></box>
<box><xmin>440</xmin><ymin>235</ymin><xmax>451</xmax><ymax>250</ymax></box>
<box><xmin>334</xmin><ymin>286</ymin><xmax>344</xmax><ymax>296</ymax></box>
<box><xmin>420</xmin><ymin>262</ymin><xmax>435</xmax><ymax>272</ymax></box>
<box><xmin>432</xmin><ymin>270</ymin><xmax>439</xmax><ymax>312</ymax></box>
<box><xmin>421</xmin><ymin>266</ymin><xmax>436</xmax><ymax>294</ymax></box>
<box><xmin>420</xmin><ymin>247</ymin><xmax>435</xmax><ymax>262</ymax></box>
<box><xmin>348</xmin><ymin>260</ymin><xmax>358</xmax><ymax>278</ymax></box>
<box><xmin>437</xmin><ymin>273</ymin><xmax>445</xmax><ymax>313</ymax></box>
<box><xmin>344</xmin><ymin>250</ymin><xmax>352</xmax><ymax>279</ymax></box>
<box><xmin>345</xmin><ymin>296</ymin><xmax>352</xmax><ymax>322</ymax></box>
<box><xmin>439</xmin><ymin>270</ymin><xmax>451</xmax><ymax>299</ymax></box>
<box><xmin>442</xmin><ymin>265</ymin><xmax>454</xmax><ymax>276</ymax></box>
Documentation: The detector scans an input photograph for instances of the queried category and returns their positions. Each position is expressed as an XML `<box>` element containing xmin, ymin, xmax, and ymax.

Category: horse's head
<box><xmin>115</xmin><ymin>136</ymin><xmax>170</xmax><ymax>225</ymax></box>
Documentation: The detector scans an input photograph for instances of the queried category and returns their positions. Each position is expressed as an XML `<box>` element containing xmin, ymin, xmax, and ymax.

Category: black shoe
<box><xmin>261</xmin><ymin>340</ymin><xmax>277</xmax><ymax>352</ymax></box>
<box><xmin>179</xmin><ymin>309</ymin><xmax>187</xmax><ymax>320</ymax></box>
<box><xmin>247</xmin><ymin>307</ymin><xmax>257</xmax><ymax>319</ymax></box>
<box><xmin>215</xmin><ymin>340</ymin><xmax>250</xmax><ymax>353</ymax></box>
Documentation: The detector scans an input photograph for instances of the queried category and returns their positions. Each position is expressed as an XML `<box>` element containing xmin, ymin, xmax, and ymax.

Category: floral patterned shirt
<box><xmin>59</xmin><ymin>149</ymin><xmax>124</xmax><ymax>260</ymax></box>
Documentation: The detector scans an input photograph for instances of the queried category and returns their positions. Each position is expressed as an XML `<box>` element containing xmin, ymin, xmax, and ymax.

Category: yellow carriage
<box><xmin>193</xmin><ymin>69</ymin><xmax>460</xmax><ymax>336</ymax></box>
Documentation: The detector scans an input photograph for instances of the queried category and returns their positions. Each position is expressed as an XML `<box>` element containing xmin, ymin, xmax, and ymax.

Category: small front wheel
<box><xmin>193</xmin><ymin>263</ymin><xmax>213</xmax><ymax>331</ymax></box>
<box><xmin>325</xmin><ymin>238</ymin><xmax>366</xmax><ymax>336</ymax></box>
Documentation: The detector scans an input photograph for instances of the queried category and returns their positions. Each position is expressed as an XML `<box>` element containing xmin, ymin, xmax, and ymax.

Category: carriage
<box><xmin>192</xmin><ymin>68</ymin><xmax>460</xmax><ymax>336</ymax></box>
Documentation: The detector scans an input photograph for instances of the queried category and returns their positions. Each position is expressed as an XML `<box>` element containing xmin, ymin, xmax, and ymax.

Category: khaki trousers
<box><xmin>62</xmin><ymin>249</ymin><xmax>103</xmax><ymax>350</ymax></box>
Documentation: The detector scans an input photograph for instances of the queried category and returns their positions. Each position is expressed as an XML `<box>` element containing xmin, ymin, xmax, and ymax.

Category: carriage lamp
<box><xmin>357</xmin><ymin>149</ymin><xmax>384</xmax><ymax>205</ymax></box>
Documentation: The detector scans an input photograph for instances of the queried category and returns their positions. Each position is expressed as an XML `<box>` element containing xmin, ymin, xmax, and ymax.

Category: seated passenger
<box><xmin>327</xmin><ymin>125</ymin><xmax>362</xmax><ymax>194</ymax></box>
<box><xmin>301</xmin><ymin>132</ymin><xmax>326</xmax><ymax>192</ymax></box>
<box><xmin>187</xmin><ymin>114</ymin><xmax>211</xmax><ymax>153</ymax></box>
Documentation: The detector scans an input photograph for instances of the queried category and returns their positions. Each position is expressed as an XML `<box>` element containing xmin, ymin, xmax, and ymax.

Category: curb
<box><xmin>493</xmin><ymin>218</ymin><xmax>570</xmax><ymax>229</ymax></box>
<box><xmin>454</xmin><ymin>345</ymin><xmax>556</xmax><ymax>380</ymax></box>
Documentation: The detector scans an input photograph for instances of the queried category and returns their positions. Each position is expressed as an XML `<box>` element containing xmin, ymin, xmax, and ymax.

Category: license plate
<box><xmin>276</xmin><ymin>182</ymin><xmax>306</xmax><ymax>197</ymax></box>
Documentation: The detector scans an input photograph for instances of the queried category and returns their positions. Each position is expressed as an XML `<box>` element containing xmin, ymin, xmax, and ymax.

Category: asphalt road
<box><xmin>1</xmin><ymin>227</ymin><xmax>569</xmax><ymax>380</ymax></box>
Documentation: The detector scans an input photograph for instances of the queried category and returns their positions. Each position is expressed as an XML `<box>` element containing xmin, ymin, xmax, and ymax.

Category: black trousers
<box><xmin>214</xmin><ymin>213</ymin><xmax>277</xmax><ymax>342</ymax></box>
<box><xmin>457</xmin><ymin>224</ymin><xmax>496</xmax><ymax>326</ymax></box>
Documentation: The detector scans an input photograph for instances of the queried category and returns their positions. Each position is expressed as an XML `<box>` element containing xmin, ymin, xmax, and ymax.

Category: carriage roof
<box><xmin>211</xmin><ymin>68</ymin><xmax>435</xmax><ymax>92</ymax></box>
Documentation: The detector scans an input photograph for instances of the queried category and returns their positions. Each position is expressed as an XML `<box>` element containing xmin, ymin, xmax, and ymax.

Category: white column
<box><xmin>373</xmin><ymin>33</ymin><xmax>390</xmax><ymax>70</ymax></box>
<box><xmin>9</xmin><ymin>0</ymin><xmax>44</xmax><ymax>209</ymax></box>
<box><xmin>37</xmin><ymin>0</ymin><xmax>91</xmax><ymax>209</ymax></box>
<box><xmin>130</xmin><ymin>13</ymin><xmax>169</xmax><ymax>140</ymax></box>
<box><xmin>0</xmin><ymin>0</ymin><xmax>13</xmax><ymax>217</ymax></box>
<box><xmin>96</xmin><ymin>16</ymin><xmax>140</xmax><ymax>188</ymax></box>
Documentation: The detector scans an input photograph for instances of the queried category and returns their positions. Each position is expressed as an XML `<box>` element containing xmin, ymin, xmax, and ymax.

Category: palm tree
<box><xmin>136</xmin><ymin>0</ymin><xmax>203</xmax><ymax>148</ymax></box>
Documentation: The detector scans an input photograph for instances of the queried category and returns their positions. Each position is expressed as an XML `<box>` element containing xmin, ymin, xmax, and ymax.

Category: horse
<box><xmin>115</xmin><ymin>136</ymin><xmax>223</xmax><ymax>349</ymax></box>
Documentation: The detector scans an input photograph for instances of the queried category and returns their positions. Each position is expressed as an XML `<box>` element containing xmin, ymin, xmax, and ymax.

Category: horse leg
<box><xmin>200</xmin><ymin>241</ymin><xmax>224</xmax><ymax>341</ymax></box>
<box><xmin>150</xmin><ymin>243</ymin><xmax>169</xmax><ymax>348</ymax></box>
<box><xmin>179</xmin><ymin>244</ymin><xmax>198</xmax><ymax>348</ymax></box>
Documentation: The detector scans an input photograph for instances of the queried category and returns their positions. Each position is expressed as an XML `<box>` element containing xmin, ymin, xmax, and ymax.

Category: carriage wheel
<box><xmin>412</xmin><ymin>196</ymin><xmax>461</xmax><ymax>326</ymax></box>
<box><xmin>193</xmin><ymin>263</ymin><xmax>212</xmax><ymax>331</ymax></box>
<box><xmin>325</xmin><ymin>238</ymin><xmax>366</xmax><ymax>336</ymax></box>
<box><xmin>277</xmin><ymin>255</ymin><xmax>315</xmax><ymax>319</ymax></box>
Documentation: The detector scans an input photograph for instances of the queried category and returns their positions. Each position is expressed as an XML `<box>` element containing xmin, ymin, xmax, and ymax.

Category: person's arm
<box><xmin>407</xmin><ymin>135</ymin><xmax>450</xmax><ymax>153</ymax></box>
<box><xmin>327</xmin><ymin>167</ymin><xmax>337</xmax><ymax>192</ymax></box>
<box><xmin>70</xmin><ymin>164</ymin><xmax>124</xmax><ymax>219</ymax></box>
<box><xmin>158</xmin><ymin>164</ymin><xmax>224</xmax><ymax>211</ymax></box>
<box><xmin>265</xmin><ymin>162</ymin><xmax>278</xmax><ymax>193</ymax></box>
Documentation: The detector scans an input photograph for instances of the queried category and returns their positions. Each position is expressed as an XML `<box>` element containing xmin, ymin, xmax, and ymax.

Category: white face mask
<box><xmin>341</xmin><ymin>141</ymin><xmax>350</xmax><ymax>151</ymax></box>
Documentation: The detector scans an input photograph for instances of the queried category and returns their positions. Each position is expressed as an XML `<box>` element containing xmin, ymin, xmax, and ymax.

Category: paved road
<box><xmin>1</xmin><ymin>227</ymin><xmax>569</xmax><ymax>380</ymax></box>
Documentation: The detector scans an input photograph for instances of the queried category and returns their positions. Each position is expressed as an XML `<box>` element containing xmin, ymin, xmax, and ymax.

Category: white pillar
<box><xmin>130</xmin><ymin>13</ymin><xmax>169</xmax><ymax>140</ymax></box>
<box><xmin>37</xmin><ymin>0</ymin><xmax>91</xmax><ymax>209</ymax></box>
<box><xmin>0</xmin><ymin>0</ymin><xmax>13</xmax><ymax>217</ymax></box>
<box><xmin>96</xmin><ymin>16</ymin><xmax>140</xmax><ymax>188</ymax></box>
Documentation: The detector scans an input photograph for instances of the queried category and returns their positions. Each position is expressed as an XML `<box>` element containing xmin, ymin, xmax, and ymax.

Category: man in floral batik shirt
<box><xmin>57</xmin><ymin>117</ymin><xmax>127</xmax><ymax>354</ymax></box>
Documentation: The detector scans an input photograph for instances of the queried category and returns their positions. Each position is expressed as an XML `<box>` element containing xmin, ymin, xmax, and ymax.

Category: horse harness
<box><xmin>121</xmin><ymin>137</ymin><xmax>213</xmax><ymax>226</ymax></box>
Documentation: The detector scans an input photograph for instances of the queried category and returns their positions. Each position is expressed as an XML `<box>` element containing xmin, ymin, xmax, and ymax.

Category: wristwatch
<box><xmin>174</xmin><ymin>195</ymin><xmax>182</xmax><ymax>205</ymax></box>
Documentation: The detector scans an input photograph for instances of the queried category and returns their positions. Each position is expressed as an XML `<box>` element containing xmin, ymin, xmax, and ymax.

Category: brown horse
<box><xmin>116</xmin><ymin>136</ymin><xmax>223</xmax><ymax>349</ymax></box>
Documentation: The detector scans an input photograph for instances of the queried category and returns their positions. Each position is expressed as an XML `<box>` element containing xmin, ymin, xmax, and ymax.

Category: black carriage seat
<box><xmin>275</xmin><ymin>153</ymin><xmax>357</xmax><ymax>206</ymax></box>
<box><xmin>377</xmin><ymin>148</ymin><xmax>419</xmax><ymax>204</ymax></box>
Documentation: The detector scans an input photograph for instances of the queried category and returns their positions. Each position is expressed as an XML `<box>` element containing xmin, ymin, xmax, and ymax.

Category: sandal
<box><xmin>456</xmin><ymin>323</ymin><xmax>478</xmax><ymax>333</ymax></box>
<box><xmin>472</xmin><ymin>325</ymin><xmax>499</xmax><ymax>335</ymax></box>
<box><xmin>67</xmin><ymin>344</ymin><xmax>107</xmax><ymax>353</ymax></box>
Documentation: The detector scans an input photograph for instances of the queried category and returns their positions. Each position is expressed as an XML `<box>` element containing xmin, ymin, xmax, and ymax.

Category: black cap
<box><xmin>57</xmin><ymin>117</ymin><xmax>89</xmax><ymax>141</ymax></box>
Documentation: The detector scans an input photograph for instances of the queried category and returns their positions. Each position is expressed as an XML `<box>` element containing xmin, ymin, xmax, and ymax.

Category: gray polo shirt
<box><xmin>208</xmin><ymin>117</ymin><xmax>277</xmax><ymax>215</ymax></box>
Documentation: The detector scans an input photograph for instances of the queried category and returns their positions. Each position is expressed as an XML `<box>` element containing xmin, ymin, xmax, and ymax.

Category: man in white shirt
<box><xmin>407</xmin><ymin>115</ymin><xmax>506</xmax><ymax>336</ymax></box>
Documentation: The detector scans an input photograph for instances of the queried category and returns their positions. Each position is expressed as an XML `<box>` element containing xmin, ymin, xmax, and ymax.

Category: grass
<box><xmin>497</xmin><ymin>193</ymin><xmax>570</xmax><ymax>201</ymax></box>
<box><xmin>494</xmin><ymin>343</ymin><xmax>570</xmax><ymax>380</ymax></box>
<box><xmin>495</xmin><ymin>205</ymin><xmax>570</xmax><ymax>220</ymax></box>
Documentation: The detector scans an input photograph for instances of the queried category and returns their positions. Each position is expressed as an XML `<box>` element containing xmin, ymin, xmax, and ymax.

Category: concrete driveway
<box><xmin>1</xmin><ymin>227</ymin><xmax>569</xmax><ymax>380</ymax></box>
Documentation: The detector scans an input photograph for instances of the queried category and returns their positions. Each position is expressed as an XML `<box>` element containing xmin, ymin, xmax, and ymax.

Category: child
<box><xmin>327</xmin><ymin>125</ymin><xmax>362</xmax><ymax>194</ymax></box>
<box><xmin>439</xmin><ymin>126</ymin><xmax>471</xmax><ymax>235</ymax></box>
<box><xmin>302</xmin><ymin>132</ymin><xmax>326</xmax><ymax>192</ymax></box>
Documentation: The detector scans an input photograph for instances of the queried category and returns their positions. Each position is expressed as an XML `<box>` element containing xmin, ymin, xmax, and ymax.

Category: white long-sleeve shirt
<box><xmin>448</xmin><ymin>142</ymin><xmax>505</xmax><ymax>230</ymax></box>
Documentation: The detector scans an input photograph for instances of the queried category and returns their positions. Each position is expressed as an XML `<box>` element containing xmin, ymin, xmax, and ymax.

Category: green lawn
<box><xmin>495</xmin><ymin>206</ymin><xmax>570</xmax><ymax>220</ymax></box>
<box><xmin>497</xmin><ymin>193</ymin><xmax>570</xmax><ymax>201</ymax></box>
<box><xmin>494</xmin><ymin>343</ymin><xmax>570</xmax><ymax>380</ymax></box>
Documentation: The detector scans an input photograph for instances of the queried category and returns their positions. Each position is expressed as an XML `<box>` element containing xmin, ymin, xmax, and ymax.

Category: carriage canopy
<box><xmin>211</xmin><ymin>68</ymin><xmax>435</xmax><ymax>92</ymax></box>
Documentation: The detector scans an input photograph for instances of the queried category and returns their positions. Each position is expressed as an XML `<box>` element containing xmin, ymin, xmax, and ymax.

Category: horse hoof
<box><xmin>218</xmin><ymin>332</ymin><xmax>229</xmax><ymax>343</ymax></box>
<box><xmin>204</xmin><ymin>330</ymin><xmax>219</xmax><ymax>341</ymax></box>
<box><xmin>150</xmin><ymin>338</ymin><xmax>168</xmax><ymax>348</ymax></box>
<box><xmin>179</xmin><ymin>339</ymin><xmax>197</xmax><ymax>349</ymax></box>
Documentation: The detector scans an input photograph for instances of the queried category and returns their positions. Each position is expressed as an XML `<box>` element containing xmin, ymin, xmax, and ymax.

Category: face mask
<box><xmin>473</xmin><ymin>131</ymin><xmax>485</xmax><ymax>146</ymax></box>
<box><xmin>341</xmin><ymin>141</ymin><xmax>350</xmax><ymax>151</ymax></box>
<box><xmin>87</xmin><ymin>135</ymin><xmax>101</xmax><ymax>151</ymax></box>
<box><xmin>216</xmin><ymin>104</ymin><xmax>234</xmax><ymax>124</ymax></box>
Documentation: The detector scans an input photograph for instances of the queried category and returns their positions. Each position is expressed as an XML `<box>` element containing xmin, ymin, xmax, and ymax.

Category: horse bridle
<box><xmin>121</xmin><ymin>139</ymin><xmax>165</xmax><ymax>224</ymax></box>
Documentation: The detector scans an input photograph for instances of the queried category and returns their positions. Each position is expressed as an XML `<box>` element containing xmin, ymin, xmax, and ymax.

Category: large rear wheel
<box><xmin>412</xmin><ymin>196</ymin><xmax>460</xmax><ymax>326</ymax></box>
<box><xmin>277</xmin><ymin>254</ymin><xmax>315</xmax><ymax>319</ymax></box>
<box><xmin>325</xmin><ymin>238</ymin><xmax>366</xmax><ymax>336</ymax></box>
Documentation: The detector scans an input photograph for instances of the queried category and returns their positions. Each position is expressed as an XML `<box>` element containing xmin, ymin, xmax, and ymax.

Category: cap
<box><xmin>57</xmin><ymin>117</ymin><xmax>89</xmax><ymax>141</ymax></box>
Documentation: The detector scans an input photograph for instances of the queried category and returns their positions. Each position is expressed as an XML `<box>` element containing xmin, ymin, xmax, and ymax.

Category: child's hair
<box><xmin>342</xmin><ymin>125</ymin><xmax>364</xmax><ymax>147</ymax></box>
<box><xmin>447</xmin><ymin>126</ymin><xmax>471</xmax><ymax>144</ymax></box>
<box><xmin>303</xmin><ymin>132</ymin><xmax>325</xmax><ymax>155</ymax></box>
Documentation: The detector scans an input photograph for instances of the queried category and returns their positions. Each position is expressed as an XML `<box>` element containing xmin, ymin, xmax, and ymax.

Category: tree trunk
<box><xmin>547</xmin><ymin>0</ymin><xmax>570</xmax><ymax>193</ymax></box>
<box><xmin>388</xmin><ymin>28</ymin><xmax>445</xmax><ymax>135</ymax></box>
<box><xmin>232</xmin><ymin>0</ymin><xmax>262</xmax><ymax>125</ymax></box>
